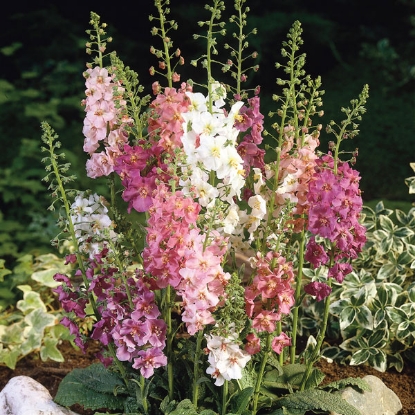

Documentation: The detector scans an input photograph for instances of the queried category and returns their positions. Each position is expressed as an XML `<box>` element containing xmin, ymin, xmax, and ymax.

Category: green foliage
<box><xmin>0</xmin><ymin>252</ymin><xmax>73</xmax><ymax>369</ymax></box>
<box><xmin>310</xmin><ymin>200</ymin><xmax>415</xmax><ymax>372</ymax></box>
<box><xmin>55</xmin><ymin>363</ymin><xmax>127</xmax><ymax>411</ymax></box>
<box><xmin>271</xmin><ymin>389</ymin><xmax>362</xmax><ymax>415</ymax></box>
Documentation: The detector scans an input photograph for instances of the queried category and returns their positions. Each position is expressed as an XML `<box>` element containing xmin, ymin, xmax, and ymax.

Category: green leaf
<box><xmin>339</xmin><ymin>308</ymin><xmax>356</xmax><ymax>331</ymax></box>
<box><xmin>350</xmin><ymin>287</ymin><xmax>366</xmax><ymax>307</ymax></box>
<box><xmin>16</xmin><ymin>289</ymin><xmax>47</xmax><ymax>314</ymax></box>
<box><xmin>275</xmin><ymin>389</ymin><xmax>361</xmax><ymax>415</ymax></box>
<box><xmin>379</xmin><ymin>215</ymin><xmax>395</xmax><ymax>232</ymax></box>
<box><xmin>55</xmin><ymin>363</ymin><xmax>126</xmax><ymax>410</ymax></box>
<box><xmin>373</xmin><ymin>309</ymin><xmax>386</xmax><ymax>328</ymax></box>
<box><xmin>323</xmin><ymin>377</ymin><xmax>370</xmax><ymax>392</ymax></box>
<box><xmin>231</xmin><ymin>386</ymin><xmax>253</xmax><ymax>414</ymax></box>
<box><xmin>355</xmin><ymin>305</ymin><xmax>374</xmax><ymax>330</ymax></box>
<box><xmin>367</xmin><ymin>329</ymin><xmax>387</xmax><ymax>348</ymax></box>
<box><xmin>31</xmin><ymin>253</ymin><xmax>72</xmax><ymax>288</ymax></box>
<box><xmin>394</xmin><ymin>226</ymin><xmax>414</xmax><ymax>238</ymax></box>
<box><xmin>0</xmin><ymin>259</ymin><xmax>12</xmax><ymax>282</ymax></box>
<box><xmin>407</xmin><ymin>283</ymin><xmax>415</xmax><ymax>302</ymax></box>
<box><xmin>350</xmin><ymin>349</ymin><xmax>370</xmax><ymax>366</ymax></box>
<box><xmin>377</xmin><ymin>262</ymin><xmax>397</xmax><ymax>279</ymax></box>
<box><xmin>0</xmin><ymin>345</ymin><xmax>21</xmax><ymax>369</ymax></box>
<box><xmin>40</xmin><ymin>337</ymin><xmax>64</xmax><ymax>362</ymax></box>
<box><xmin>24</xmin><ymin>308</ymin><xmax>56</xmax><ymax>332</ymax></box>
<box><xmin>368</xmin><ymin>349</ymin><xmax>387</xmax><ymax>372</ymax></box>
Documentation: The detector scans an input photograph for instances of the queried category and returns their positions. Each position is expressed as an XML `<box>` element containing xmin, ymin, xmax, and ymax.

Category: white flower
<box><xmin>186</xmin><ymin>91</ymin><xmax>207</xmax><ymax>113</ymax></box>
<box><xmin>248</xmin><ymin>195</ymin><xmax>267</xmax><ymax>219</ymax></box>
<box><xmin>205</xmin><ymin>332</ymin><xmax>251</xmax><ymax>385</ymax></box>
<box><xmin>196</xmin><ymin>134</ymin><xmax>227</xmax><ymax>171</ymax></box>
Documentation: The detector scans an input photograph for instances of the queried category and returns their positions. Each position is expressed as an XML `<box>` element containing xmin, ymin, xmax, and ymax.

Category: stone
<box><xmin>0</xmin><ymin>376</ymin><xmax>79</xmax><ymax>415</ymax></box>
<box><xmin>331</xmin><ymin>374</ymin><xmax>403</xmax><ymax>415</ymax></box>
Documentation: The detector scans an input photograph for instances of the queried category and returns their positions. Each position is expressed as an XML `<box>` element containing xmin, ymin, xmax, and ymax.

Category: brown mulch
<box><xmin>0</xmin><ymin>341</ymin><xmax>414</xmax><ymax>414</ymax></box>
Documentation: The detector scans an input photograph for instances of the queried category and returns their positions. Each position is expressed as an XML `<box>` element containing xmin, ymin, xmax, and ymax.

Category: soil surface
<box><xmin>0</xmin><ymin>341</ymin><xmax>414</xmax><ymax>414</ymax></box>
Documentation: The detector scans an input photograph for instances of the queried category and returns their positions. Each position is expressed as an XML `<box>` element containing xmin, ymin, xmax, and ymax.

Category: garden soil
<box><xmin>0</xmin><ymin>341</ymin><xmax>414</xmax><ymax>415</ymax></box>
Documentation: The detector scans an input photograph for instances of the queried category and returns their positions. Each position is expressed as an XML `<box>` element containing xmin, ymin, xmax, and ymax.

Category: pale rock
<box><xmin>331</xmin><ymin>374</ymin><xmax>402</xmax><ymax>415</ymax></box>
<box><xmin>0</xmin><ymin>376</ymin><xmax>79</xmax><ymax>415</ymax></box>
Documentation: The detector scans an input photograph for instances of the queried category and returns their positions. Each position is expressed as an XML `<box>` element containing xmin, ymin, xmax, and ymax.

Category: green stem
<box><xmin>221</xmin><ymin>380</ymin><xmax>228</xmax><ymax>415</ymax></box>
<box><xmin>155</xmin><ymin>0</ymin><xmax>173</xmax><ymax>87</ymax></box>
<box><xmin>140</xmin><ymin>374</ymin><xmax>149</xmax><ymax>414</ymax></box>
<box><xmin>299</xmin><ymin>277</ymin><xmax>332</xmax><ymax>391</ymax></box>
<box><xmin>192</xmin><ymin>330</ymin><xmax>204</xmax><ymax>408</ymax></box>
<box><xmin>251</xmin><ymin>333</ymin><xmax>272</xmax><ymax>414</ymax></box>
<box><xmin>290</xmin><ymin>231</ymin><xmax>306</xmax><ymax>363</ymax></box>
<box><xmin>165</xmin><ymin>285</ymin><xmax>174</xmax><ymax>400</ymax></box>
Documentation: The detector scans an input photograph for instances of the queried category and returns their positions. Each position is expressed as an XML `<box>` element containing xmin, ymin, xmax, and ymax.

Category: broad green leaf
<box><xmin>20</xmin><ymin>332</ymin><xmax>42</xmax><ymax>356</ymax></box>
<box><xmin>376</xmin><ymin>284</ymin><xmax>388</xmax><ymax>306</ymax></box>
<box><xmin>394</xmin><ymin>227</ymin><xmax>414</xmax><ymax>238</ymax></box>
<box><xmin>339</xmin><ymin>337</ymin><xmax>360</xmax><ymax>352</ymax></box>
<box><xmin>386</xmin><ymin>307</ymin><xmax>407</xmax><ymax>325</ymax></box>
<box><xmin>330</xmin><ymin>299</ymin><xmax>351</xmax><ymax>316</ymax></box>
<box><xmin>0</xmin><ymin>320</ymin><xmax>26</xmax><ymax>344</ymax></box>
<box><xmin>350</xmin><ymin>349</ymin><xmax>370</xmax><ymax>366</ymax></box>
<box><xmin>55</xmin><ymin>363</ymin><xmax>126</xmax><ymax>410</ymax></box>
<box><xmin>396</xmin><ymin>321</ymin><xmax>415</xmax><ymax>341</ymax></box>
<box><xmin>377</xmin><ymin>263</ymin><xmax>397</xmax><ymax>279</ymax></box>
<box><xmin>397</xmin><ymin>251</ymin><xmax>414</xmax><ymax>265</ymax></box>
<box><xmin>388</xmin><ymin>353</ymin><xmax>404</xmax><ymax>373</ymax></box>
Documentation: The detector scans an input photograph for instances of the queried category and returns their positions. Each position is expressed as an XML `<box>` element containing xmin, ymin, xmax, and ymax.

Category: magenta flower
<box><xmin>328</xmin><ymin>263</ymin><xmax>353</xmax><ymax>283</ymax></box>
<box><xmin>304</xmin><ymin>281</ymin><xmax>332</xmax><ymax>302</ymax></box>
<box><xmin>304</xmin><ymin>237</ymin><xmax>329</xmax><ymax>268</ymax></box>
<box><xmin>132</xmin><ymin>347</ymin><xmax>167</xmax><ymax>378</ymax></box>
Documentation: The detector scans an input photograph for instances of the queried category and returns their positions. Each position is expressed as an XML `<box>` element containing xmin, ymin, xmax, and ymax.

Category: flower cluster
<box><xmin>82</xmin><ymin>67</ymin><xmax>130</xmax><ymax>178</ymax></box>
<box><xmin>144</xmin><ymin>184</ymin><xmax>231</xmax><ymax>336</ymax></box>
<box><xmin>205</xmin><ymin>329</ymin><xmax>251</xmax><ymax>386</ymax></box>
<box><xmin>304</xmin><ymin>153</ymin><xmax>366</xmax><ymax>300</ymax></box>
<box><xmin>44</xmin><ymin>7</ymin><xmax>369</xmax><ymax>414</ymax></box>
<box><xmin>70</xmin><ymin>192</ymin><xmax>116</xmax><ymax>258</ymax></box>
<box><xmin>245</xmin><ymin>252</ymin><xmax>295</xmax><ymax>348</ymax></box>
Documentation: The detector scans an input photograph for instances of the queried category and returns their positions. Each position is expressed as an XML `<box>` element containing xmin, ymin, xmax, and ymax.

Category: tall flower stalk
<box><xmin>44</xmin><ymin>2</ymin><xmax>370</xmax><ymax>415</ymax></box>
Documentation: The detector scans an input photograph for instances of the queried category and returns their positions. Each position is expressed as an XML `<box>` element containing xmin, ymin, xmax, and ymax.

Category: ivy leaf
<box><xmin>16</xmin><ymin>288</ymin><xmax>47</xmax><ymax>314</ymax></box>
<box><xmin>40</xmin><ymin>337</ymin><xmax>64</xmax><ymax>362</ymax></box>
